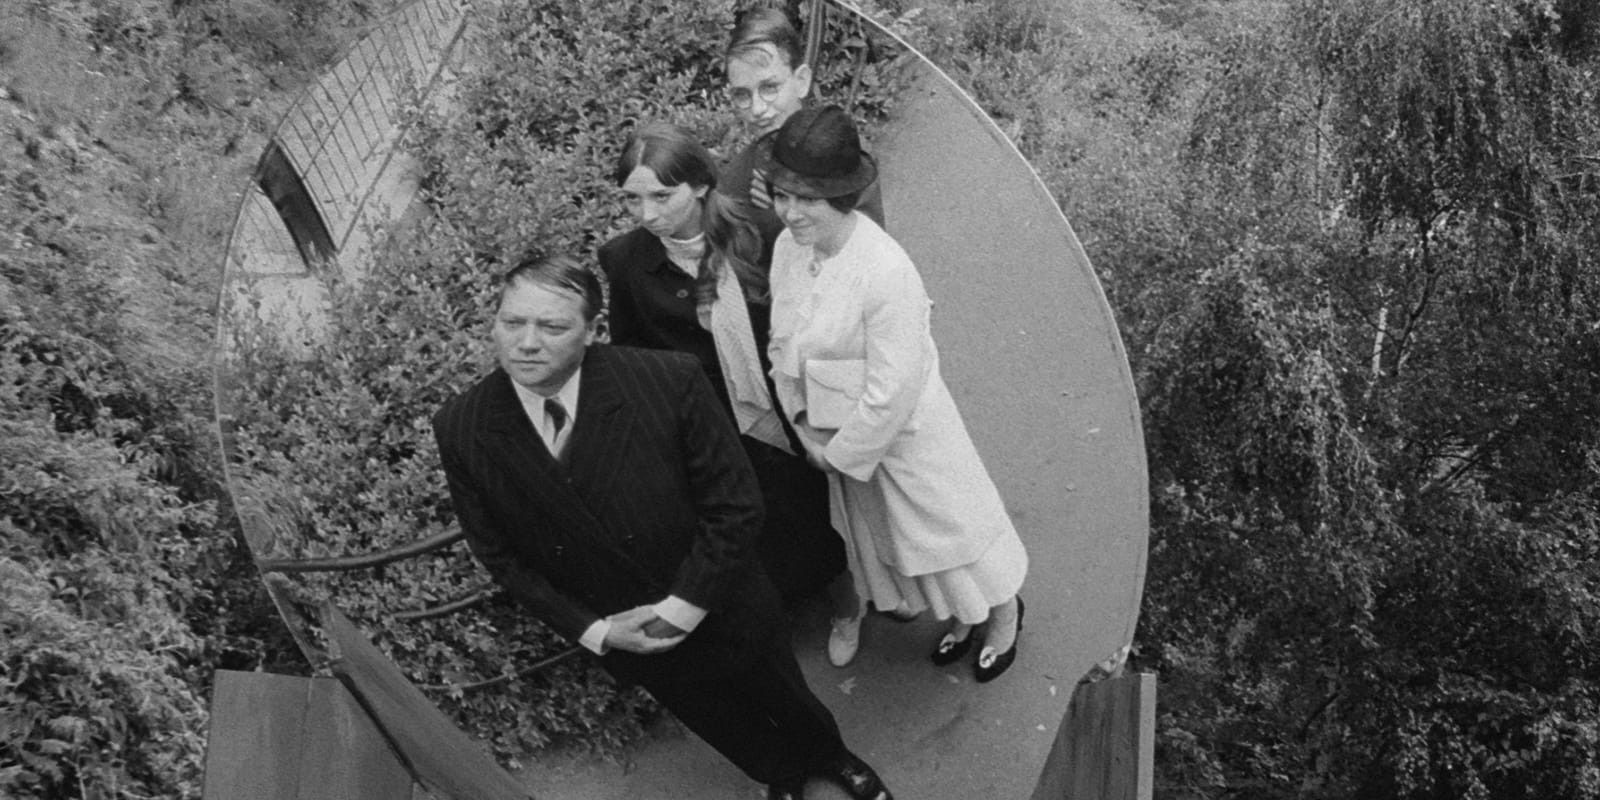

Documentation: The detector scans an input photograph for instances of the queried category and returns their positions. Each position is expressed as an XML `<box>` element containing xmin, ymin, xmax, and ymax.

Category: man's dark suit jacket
<box><xmin>432</xmin><ymin>345</ymin><xmax>782</xmax><ymax>685</ymax></box>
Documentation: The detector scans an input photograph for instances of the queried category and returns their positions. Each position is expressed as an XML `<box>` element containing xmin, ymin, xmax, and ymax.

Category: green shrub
<box><xmin>0</xmin><ymin>1</ymin><xmax>403</xmax><ymax>795</ymax></box>
<box><xmin>0</xmin><ymin>553</ymin><xmax>208</xmax><ymax>799</ymax></box>
<box><xmin>0</xmin><ymin>202</ymin><xmax>220</xmax><ymax>798</ymax></box>
<box><xmin>895</xmin><ymin>1</ymin><xmax>1600</xmax><ymax>797</ymax></box>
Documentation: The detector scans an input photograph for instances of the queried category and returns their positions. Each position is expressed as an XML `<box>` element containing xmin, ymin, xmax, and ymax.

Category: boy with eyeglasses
<box><xmin>721</xmin><ymin>6</ymin><xmax>884</xmax><ymax>257</ymax></box>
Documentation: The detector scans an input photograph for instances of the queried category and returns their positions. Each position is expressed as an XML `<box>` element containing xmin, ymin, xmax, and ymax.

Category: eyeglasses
<box><xmin>727</xmin><ymin>81</ymin><xmax>784</xmax><ymax>109</ymax></box>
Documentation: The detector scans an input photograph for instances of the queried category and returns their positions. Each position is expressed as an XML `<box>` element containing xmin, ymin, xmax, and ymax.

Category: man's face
<box><xmin>621</xmin><ymin>166</ymin><xmax>707</xmax><ymax>240</ymax></box>
<box><xmin>726</xmin><ymin>44</ymin><xmax>811</xmax><ymax>135</ymax></box>
<box><xmin>492</xmin><ymin>280</ymin><xmax>598</xmax><ymax>395</ymax></box>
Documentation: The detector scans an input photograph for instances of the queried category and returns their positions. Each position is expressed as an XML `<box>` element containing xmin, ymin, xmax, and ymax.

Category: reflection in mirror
<box><xmin>215</xmin><ymin>1</ymin><xmax>1148</xmax><ymax>796</ymax></box>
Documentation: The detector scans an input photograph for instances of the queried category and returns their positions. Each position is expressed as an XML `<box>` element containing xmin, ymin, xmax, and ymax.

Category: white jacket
<box><xmin>768</xmin><ymin>214</ymin><xmax>1019</xmax><ymax>576</ymax></box>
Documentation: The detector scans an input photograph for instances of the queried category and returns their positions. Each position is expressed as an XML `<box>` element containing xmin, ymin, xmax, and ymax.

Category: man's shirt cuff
<box><xmin>652</xmin><ymin>596</ymin><xmax>707</xmax><ymax>632</ymax></box>
<box><xmin>579</xmin><ymin>619</ymin><xmax>611</xmax><ymax>654</ymax></box>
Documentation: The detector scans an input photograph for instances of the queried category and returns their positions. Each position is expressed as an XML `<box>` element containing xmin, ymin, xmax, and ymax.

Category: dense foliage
<box><xmin>898</xmin><ymin>0</ymin><xmax>1600</xmax><ymax>796</ymax></box>
<box><xmin>1</xmin><ymin>0</ymin><xmax>392</xmax><ymax>796</ymax></box>
<box><xmin>6</xmin><ymin>0</ymin><xmax>1598</xmax><ymax>796</ymax></box>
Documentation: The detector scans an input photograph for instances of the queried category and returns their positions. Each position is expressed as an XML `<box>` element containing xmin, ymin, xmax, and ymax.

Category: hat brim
<box><xmin>753</xmin><ymin>133</ymin><xmax>878</xmax><ymax>199</ymax></box>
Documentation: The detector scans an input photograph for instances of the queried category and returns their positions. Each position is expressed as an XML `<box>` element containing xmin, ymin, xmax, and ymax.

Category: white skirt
<box><xmin>831</xmin><ymin>477</ymin><xmax>1028</xmax><ymax>625</ymax></box>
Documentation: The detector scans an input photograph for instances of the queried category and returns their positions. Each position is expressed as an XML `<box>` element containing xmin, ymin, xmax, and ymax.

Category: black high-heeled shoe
<box><xmin>974</xmin><ymin>596</ymin><xmax>1024</xmax><ymax>683</ymax></box>
<box><xmin>930</xmin><ymin>628</ymin><xmax>973</xmax><ymax>665</ymax></box>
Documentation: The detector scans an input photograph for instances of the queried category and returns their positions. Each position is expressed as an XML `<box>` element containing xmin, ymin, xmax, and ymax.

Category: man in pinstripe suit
<box><xmin>432</xmin><ymin>256</ymin><xmax>891</xmax><ymax>800</ymax></box>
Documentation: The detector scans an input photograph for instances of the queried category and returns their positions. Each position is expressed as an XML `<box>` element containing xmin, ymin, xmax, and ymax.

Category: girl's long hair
<box><xmin>614</xmin><ymin>122</ymin><xmax>767</xmax><ymax>306</ymax></box>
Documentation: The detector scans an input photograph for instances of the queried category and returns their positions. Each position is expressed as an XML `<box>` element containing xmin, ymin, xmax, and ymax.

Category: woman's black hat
<box><xmin>754</xmin><ymin>104</ymin><xmax>877</xmax><ymax>199</ymax></box>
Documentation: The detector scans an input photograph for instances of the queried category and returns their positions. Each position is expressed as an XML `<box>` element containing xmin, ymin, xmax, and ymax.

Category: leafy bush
<box><xmin>0</xmin><ymin>136</ymin><xmax>220</xmax><ymax>798</ymax></box>
<box><xmin>1028</xmin><ymin>1</ymin><xmax>1600</xmax><ymax>797</ymax></box>
<box><xmin>1</xmin><ymin>54</ymin><xmax>218</xmax><ymax>789</ymax></box>
<box><xmin>0</xmin><ymin>553</ymin><xmax>208</xmax><ymax>798</ymax></box>
<box><xmin>890</xmin><ymin>0</ymin><xmax>1600</xmax><ymax>797</ymax></box>
<box><xmin>2</xmin><ymin>0</ymin><xmax>398</xmax><ymax>795</ymax></box>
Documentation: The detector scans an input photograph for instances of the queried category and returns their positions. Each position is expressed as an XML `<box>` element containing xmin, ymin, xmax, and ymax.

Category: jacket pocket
<box><xmin>803</xmin><ymin>358</ymin><xmax>865</xmax><ymax>430</ymax></box>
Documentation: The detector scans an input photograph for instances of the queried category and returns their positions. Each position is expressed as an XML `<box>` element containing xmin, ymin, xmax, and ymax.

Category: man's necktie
<box><xmin>545</xmin><ymin>397</ymin><xmax>568</xmax><ymax>438</ymax></box>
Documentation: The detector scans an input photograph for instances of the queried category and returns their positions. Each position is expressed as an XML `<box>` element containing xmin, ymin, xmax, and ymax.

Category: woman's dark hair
<box><xmin>762</xmin><ymin>178</ymin><xmax>863</xmax><ymax>218</ymax></box>
<box><xmin>614</xmin><ymin>122</ymin><xmax>767</xmax><ymax>305</ymax></box>
<box><xmin>826</xmin><ymin>191</ymin><xmax>862</xmax><ymax>214</ymax></box>
<box><xmin>612</xmin><ymin>122</ymin><xmax>715</xmax><ymax>193</ymax></box>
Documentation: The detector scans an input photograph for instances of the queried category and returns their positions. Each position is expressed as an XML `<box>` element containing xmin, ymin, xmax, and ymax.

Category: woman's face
<box><xmin>621</xmin><ymin>166</ymin><xmax>707</xmax><ymax>240</ymax></box>
<box><xmin>772</xmin><ymin>188</ymin><xmax>850</xmax><ymax>253</ymax></box>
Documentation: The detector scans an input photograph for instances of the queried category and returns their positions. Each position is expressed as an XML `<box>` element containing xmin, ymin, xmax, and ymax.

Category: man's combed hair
<box><xmin>499</xmin><ymin>255</ymin><xmax>604</xmax><ymax>321</ymax></box>
<box><xmin>726</xmin><ymin>6</ymin><xmax>804</xmax><ymax>68</ymax></box>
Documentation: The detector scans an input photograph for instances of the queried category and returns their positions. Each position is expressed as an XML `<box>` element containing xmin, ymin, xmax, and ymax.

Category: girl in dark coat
<box><xmin>598</xmin><ymin>122</ymin><xmax>845</xmax><ymax>607</ymax></box>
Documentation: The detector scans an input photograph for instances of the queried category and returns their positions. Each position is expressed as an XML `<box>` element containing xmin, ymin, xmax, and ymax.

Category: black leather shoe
<box><xmin>929</xmin><ymin>629</ymin><xmax>973</xmax><ymax>665</ymax></box>
<box><xmin>974</xmin><ymin>596</ymin><xmax>1024</xmax><ymax>683</ymax></box>
<box><xmin>831</xmin><ymin>752</ymin><xmax>893</xmax><ymax>800</ymax></box>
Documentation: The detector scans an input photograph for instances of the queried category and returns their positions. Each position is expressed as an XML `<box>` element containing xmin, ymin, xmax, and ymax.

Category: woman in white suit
<box><xmin>759</xmin><ymin>105</ymin><xmax>1028</xmax><ymax>682</ymax></box>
